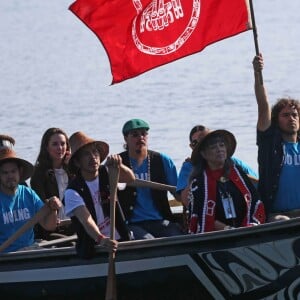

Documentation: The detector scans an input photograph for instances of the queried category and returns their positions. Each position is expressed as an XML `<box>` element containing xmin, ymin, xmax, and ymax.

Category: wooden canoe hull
<box><xmin>1</xmin><ymin>218</ymin><xmax>300</xmax><ymax>299</ymax></box>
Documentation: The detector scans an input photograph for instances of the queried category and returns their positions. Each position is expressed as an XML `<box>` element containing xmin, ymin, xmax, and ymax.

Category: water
<box><xmin>1</xmin><ymin>1</ymin><xmax>300</xmax><ymax>175</ymax></box>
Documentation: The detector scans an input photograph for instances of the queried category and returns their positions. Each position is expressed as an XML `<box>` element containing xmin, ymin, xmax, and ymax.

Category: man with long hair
<box><xmin>253</xmin><ymin>54</ymin><xmax>300</xmax><ymax>221</ymax></box>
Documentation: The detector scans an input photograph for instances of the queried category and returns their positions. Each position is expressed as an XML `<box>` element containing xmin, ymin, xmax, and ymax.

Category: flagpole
<box><xmin>249</xmin><ymin>0</ymin><xmax>263</xmax><ymax>85</ymax></box>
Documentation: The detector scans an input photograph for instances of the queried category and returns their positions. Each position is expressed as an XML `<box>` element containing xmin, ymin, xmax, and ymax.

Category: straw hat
<box><xmin>191</xmin><ymin>129</ymin><xmax>237</xmax><ymax>165</ymax></box>
<box><xmin>68</xmin><ymin>131</ymin><xmax>109</xmax><ymax>171</ymax></box>
<box><xmin>0</xmin><ymin>148</ymin><xmax>33</xmax><ymax>181</ymax></box>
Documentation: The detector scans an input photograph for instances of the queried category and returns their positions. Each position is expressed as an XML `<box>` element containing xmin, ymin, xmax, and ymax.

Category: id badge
<box><xmin>222</xmin><ymin>195</ymin><xmax>236</xmax><ymax>219</ymax></box>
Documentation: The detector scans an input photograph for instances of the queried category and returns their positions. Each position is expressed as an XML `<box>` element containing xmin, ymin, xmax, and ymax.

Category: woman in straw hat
<box><xmin>0</xmin><ymin>148</ymin><xmax>62</xmax><ymax>252</ymax></box>
<box><xmin>30</xmin><ymin>128</ymin><xmax>74</xmax><ymax>239</ymax></box>
<box><xmin>64</xmin><ymin>132</ymin><xmax>135</xmax><ymax>258</ymax></box>
<box><xmin>188</xmin><ymin>129</ymin><xmax>265</xmax><ymax>233</ymax></box>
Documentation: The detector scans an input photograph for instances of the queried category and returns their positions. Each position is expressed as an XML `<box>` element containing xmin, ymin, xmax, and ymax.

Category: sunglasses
<box><xmin>191</xmin><ymin>140</ymin><xmax>198</xmax><ymax>147</ymax></box>
<box><xmin>0</xmin><ymin>140</ymin><xmax>13</xmax><ymax>149</ymax></box>
<box><xmin>129</xmin><ymin>130</ymin><xmax>148</xmax><ymax>138</ymax></box>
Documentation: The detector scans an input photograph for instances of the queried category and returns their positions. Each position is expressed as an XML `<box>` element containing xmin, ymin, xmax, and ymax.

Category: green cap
<box><xmin>122</xmin><ymin>119</ymin><xmax>150</xmax><ymax>135</ymax></box>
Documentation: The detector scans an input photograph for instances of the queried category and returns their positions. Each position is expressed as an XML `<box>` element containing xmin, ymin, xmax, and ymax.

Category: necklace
<box><xmin>129</xmin><ymin>154</ymin><xmax>151</xmax><ymax>181</ymax></box>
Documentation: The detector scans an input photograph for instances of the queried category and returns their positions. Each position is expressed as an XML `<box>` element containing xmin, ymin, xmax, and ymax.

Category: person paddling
<box><xmin>0</xmin><ymin>148</ymin><xmax>61</xmax><ymax>252</ymax></box>
<box><xmin>64</xmin><ymin>132</ymin><xmax>135</xmax><ymax>258</ymax></box>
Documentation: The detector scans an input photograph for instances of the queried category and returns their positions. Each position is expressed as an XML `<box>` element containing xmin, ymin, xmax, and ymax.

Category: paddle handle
<box><xmin>106</xmin><ymin>252</ymin><xmax>117</xmax><ymax>300</ymax></box>
<box><xmin>0</xmin><ymin>204</ymin><xmax>51</xmax><ymax>253</ymax></box>
<box><xmin>128</xmin><ymin>179</ymin><xmax>176</xmax><ymax>194</ymax></box>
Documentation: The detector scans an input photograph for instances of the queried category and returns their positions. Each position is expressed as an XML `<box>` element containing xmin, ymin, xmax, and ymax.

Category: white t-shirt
<box><xmin>54</xmin><ymin>168</ymin><xmax>69</xmax><ymax>220</ymax></box>
<box><xmin>64</xmin><ymin>177</ymin><xmax>120</xmax><ymax>239</ymax></box>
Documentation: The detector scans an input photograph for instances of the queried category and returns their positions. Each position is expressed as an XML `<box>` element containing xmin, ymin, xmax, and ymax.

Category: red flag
<box><xmin>69</xmin><ymin>0</ymin><xmax>252</xmax><ymax>84</ymax></box>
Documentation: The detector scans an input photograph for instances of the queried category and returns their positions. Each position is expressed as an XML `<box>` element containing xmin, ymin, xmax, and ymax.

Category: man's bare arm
<box><xmin>253</xmin><ymin>54</ymin><xmax>271</xmax><ymax>131</ymax></box>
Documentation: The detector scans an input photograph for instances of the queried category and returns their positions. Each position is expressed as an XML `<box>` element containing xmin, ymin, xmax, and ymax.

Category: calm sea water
<box><xmin>1</xmin><ymin>1</ymin><xmax>300</xmax><ymax>174</ymax></box>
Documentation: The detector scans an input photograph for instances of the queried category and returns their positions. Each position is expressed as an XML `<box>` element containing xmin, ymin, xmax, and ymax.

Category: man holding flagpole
<box><xmin>253</xmin><ymin>54</ymin><xmax>300</xmax><ymax>222</ymax></box>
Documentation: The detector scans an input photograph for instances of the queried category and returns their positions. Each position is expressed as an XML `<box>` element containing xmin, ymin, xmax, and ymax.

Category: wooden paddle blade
<box><xmin>105</xmin><ymin>252</ymin><xmax>117</xmax><ymax>300</ymax></box>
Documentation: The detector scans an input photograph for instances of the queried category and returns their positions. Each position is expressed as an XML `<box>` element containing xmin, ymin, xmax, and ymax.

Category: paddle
<box><xmin>0</xmin><ymin>204</ymin><xmax>51</xmax><ymax>253</ymax></box>
<box><xmin>128</xmin><ymin>178</ymin><xmax>176</xmax><ymax>194</ymax></box>
<box><xmin>38</xmin><ymin>234</ymin><xmax>77</xmax><ymax>248</ymax></box>
<box><xmin>105</xmin><ymin>164</ymin><xmax>120</xmax><ymax>300</ymax></box>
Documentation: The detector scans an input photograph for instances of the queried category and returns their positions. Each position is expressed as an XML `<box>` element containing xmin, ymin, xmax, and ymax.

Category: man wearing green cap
<box><xmin>118</xmin><ymin>119</ymin><xmax>183</xmax><ymax>239</ymax></box>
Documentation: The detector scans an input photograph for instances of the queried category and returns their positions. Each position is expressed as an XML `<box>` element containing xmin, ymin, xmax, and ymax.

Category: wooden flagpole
<box><xmin>249</xmin><ymin>0</ymin><xmax>264</xmax><ymax>85</ymax></box>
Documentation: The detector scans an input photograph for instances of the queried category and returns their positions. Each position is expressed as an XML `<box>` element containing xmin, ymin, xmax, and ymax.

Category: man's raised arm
<box><xmin>253</xmin><ymin>54</ymin><xmax>271</xmax><ymax>131</ymax></box>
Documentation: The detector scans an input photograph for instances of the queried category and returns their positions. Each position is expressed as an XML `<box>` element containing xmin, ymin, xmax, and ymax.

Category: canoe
<box><xmin>1</xmin><ymin>216</ymin><xmax>300</xmax><ymax>300</ymax></box>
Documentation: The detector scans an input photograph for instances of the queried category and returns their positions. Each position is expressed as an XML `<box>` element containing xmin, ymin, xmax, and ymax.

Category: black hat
<box><xmin>191</xmin><ymin>129</ymin><xmax>236</xmax><ymax>165</ymax></box>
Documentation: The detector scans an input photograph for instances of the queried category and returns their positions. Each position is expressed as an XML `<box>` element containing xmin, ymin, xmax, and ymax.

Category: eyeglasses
<box><xmin>191</xmin><ymin>140</ymin><xmax>198</xmax><ymax>147</ymax></box>
<box><xmin>129</xmin><ymin>130</ymin><xmax>148</xmax><ymax>138</ymax></box>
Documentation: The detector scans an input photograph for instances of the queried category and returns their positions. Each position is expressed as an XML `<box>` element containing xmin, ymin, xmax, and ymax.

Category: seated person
<box><xmin>117</xmin><ymin>119</ymin><xmax>184</xmax><ymax>240</ymax></box>
<box><xmin>0</xmin><ymin>148</ymin><xmax>61</xmax><ymax>253</ymax></box>
<box><xmin>177</xmin><ymin>125</ymin><xmax>258</xmax><ymax>207</ymax></box>
<box><xmin>30</xmin><ymin>128</ymin><xmax>74</xmax><ymax>239</ymax></box>
<box><xmin>188</xmin><ymin>129</ymin><xmax>265</xmax><ymax>233</ymax></box>
<box><xmin>64</xmin><ymin>131</ymin><xmax>135</xmax><ymax>258</ymax></box>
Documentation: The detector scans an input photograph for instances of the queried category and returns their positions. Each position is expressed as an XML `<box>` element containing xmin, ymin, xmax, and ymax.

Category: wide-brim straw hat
<box><xmin>191</xmin><ymin>129</ymin><xmax>237</xmax><ymax>165</ymax></box>
<box><xmin>0</xmin><ymin>148</ymin><xmax>33</xmax><ymax>181</ymax></box>
<box><xmin>69</xmin><ymin>131</ymin><xmax>109</xmax><ymax>171</ymax></box>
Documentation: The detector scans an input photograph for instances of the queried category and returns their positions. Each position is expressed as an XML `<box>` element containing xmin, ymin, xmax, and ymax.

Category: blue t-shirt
<box><xmin>129</xmin><ymin>153</ymin><xmax>177</xmax><ymax>222</ymax></box>
<box><xmin>0</xmin><ymin>185</ymin><xmax>44</xmax><ymax>252</ymax></box>
<box><xmin>272</xmin><ymin>142</ymin><xmax>300</xmax><ymax>212</ymax></box>
<box><xmin>176</xmin><ymin>157</ymin><xmax>258</xmax><ymax>193</ymax></box>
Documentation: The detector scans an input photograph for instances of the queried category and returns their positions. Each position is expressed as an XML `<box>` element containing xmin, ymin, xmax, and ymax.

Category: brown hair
<box><xmin>35</xmin><ymin>128</ymin><xmax>70</xmax><ymax>170</ymax></box>
<box><xmin>271</xmin><ymin>97</ymin><xmax>300</xmax><ymax>127</ymax></box>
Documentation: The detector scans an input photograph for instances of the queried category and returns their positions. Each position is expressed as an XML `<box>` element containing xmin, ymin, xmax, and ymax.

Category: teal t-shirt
<box><xmin>272</xmin><ymin>142</ymin><xmax>300</xmax><ymax>212</ymax></box>
<box><xmin>0</xmin><ymin>185</ymin><xmax>44</xmax><ymax>252</ymax></box>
